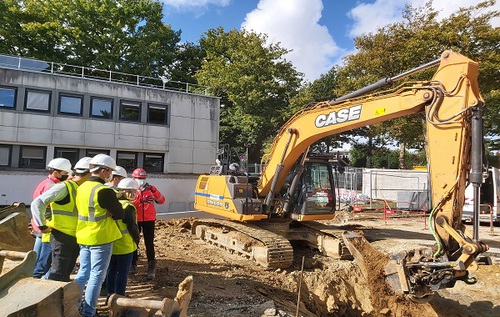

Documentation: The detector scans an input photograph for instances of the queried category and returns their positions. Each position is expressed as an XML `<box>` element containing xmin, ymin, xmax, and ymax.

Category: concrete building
<box><xmin>0</xmin><ymin>55</ymin><xmax>220</xmax><ymax>211</ymax></box>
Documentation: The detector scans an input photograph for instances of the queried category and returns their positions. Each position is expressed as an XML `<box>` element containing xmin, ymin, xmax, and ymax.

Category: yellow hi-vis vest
<box><xmin>112</xmin><ymin>200</ymin><xmax>138</xmax><ymax>255</ymax></box>
<box><xmin>41</xmin><ymin>232</ymin><xmax>51</xmax><ymax>242</ymax></box>
<box><xmin>76</xmin><ymin>181</ymin><xmax>122</xmax><ymax>245</ymax></box>
<box><xmin>46</xmin><ymin>180</ymin><xmax>79</xmax><ymax>237</ymax></box>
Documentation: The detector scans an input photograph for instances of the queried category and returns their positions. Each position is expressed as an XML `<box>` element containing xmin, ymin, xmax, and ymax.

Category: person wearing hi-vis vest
<box><xmin>106</xmin><ymin>178</ymin><xmax>140</xmax><ymax>298</ymax></box>
<box><xmin>31</xmin><ymin>157</ymin><xmax>92</xmax><ymax>282</ymax></box>
<box><xmin>74</xmin><ymin>154</ymin><xmax>126</xmax><ymax>317</ymax></box>
<box><xmin>32</xmin><ymin>157</ymin><xmax>73</xmax><ymax>279</ymax></box>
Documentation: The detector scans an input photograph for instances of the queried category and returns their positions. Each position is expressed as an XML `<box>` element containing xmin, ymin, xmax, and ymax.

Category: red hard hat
<box><xmin>132</xmin><ymin>168</ymin><xmax>147</xmax><ymax>179</ymax></box>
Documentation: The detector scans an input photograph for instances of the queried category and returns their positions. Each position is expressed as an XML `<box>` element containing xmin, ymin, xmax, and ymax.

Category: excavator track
<box><xmin>255</xmin><ymin>220</ymin><xmax>354</xmax><ymax>261</ymax></box>
<box><xmin>192</xmin><ymin>219</ymin><xmax>294</xmax><ymax>269</ymax></box>
<box><xmin>300</xmin><ymin>221</ymin><xmax>354</xmax><ymax>260</ymax></box>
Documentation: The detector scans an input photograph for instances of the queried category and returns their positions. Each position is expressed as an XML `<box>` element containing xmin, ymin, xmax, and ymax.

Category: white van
<box><xmin>462</xmin><ymin>167</ymin><xmax>500</xmax><ymax>224</ymax></box>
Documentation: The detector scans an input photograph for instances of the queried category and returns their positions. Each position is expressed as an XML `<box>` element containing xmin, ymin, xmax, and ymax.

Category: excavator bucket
<box><xmin>384</xmin><ymin>251</ymin><xmax>410</xmax><ymax>295</ymax></box>
<box><xmin>1</xmin><ymin>203</ymin><xmax>81</xmax><ymax>316</ymax></box>
<box><xmin>341</xmin><ymin>231</ymin><xmax>429</xmax><ymax>301</ymax></box>
<box><xmin>108</xmin><ymin>275</ymin><xmax>194</xmax><ymax>317</ymax></box>
<box><xmin>0</xmin><ymin>250</ymin><xmax>81</xmax><ymax>316</ymax></box>
<box><xmin>0</xmin><ymin>202</ymin><xmax>34</xmax><ymax>252</ymax></box>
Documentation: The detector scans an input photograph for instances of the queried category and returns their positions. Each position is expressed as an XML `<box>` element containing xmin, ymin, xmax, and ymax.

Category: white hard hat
<box><xmin>117</xmin><ymin>178</ymin><xmax>139</xmax><ymax>190</ymax></box>
<box><xmin>112</xmin><ymin>166</ymin><xmax>128</xmax><ymax>178</ymax></box>
<box><xmin>89</xmin><ymin>154</ymin><xmax>116</xmax><ymax>172</ymax></box>
<box><xmin>74</xmin><ymin>157</ymin><xmax>92</xmax><ymax>174</ymax></box>
<box><xmin>47</xmin><ymin>158</ymin><xmax>72</xmax><ymax>174</ymax></box>
<box><xmin>229</xmin><ymin>163</ymin><xmax>239</xmax><ymax>172</ymax></box>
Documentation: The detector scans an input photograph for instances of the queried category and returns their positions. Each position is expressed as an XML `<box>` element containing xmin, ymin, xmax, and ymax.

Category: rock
<box><xmin>262</xmin><ymin>308</ymin><xmax>278</xmax><ymax>316</ymax></box>
<box><xmin>379</xmin><ymin>308</ymin><xmax>391</xmax><ymax>315</ymax></box>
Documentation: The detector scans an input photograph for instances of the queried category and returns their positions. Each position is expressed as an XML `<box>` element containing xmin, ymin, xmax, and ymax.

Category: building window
<box><xmin>25</xmin><ymin>89</ymin><xmax>51</xmax><ymax>112</ymax></box>
<box><xmin>54</xmin><ymin>147</ymin><xmax>79</xmax><ymax>167</ymax></box>
<box><xmin>120</xmin><ymin>101</ymin><xmax>141</xmax><ymax>122</ymax></box>
<box><xmin>0</xmin><ymin>86</ymin><xmax>16</xmax><ymax>109</ymax></box>
<box><xmin>144</xmin><ymin>153</ymin><xmax>163</xmax><ymax>173</ymax></box>
<box><xmin>0</xmin><ymin>145</ymin><xmax>11</xmax><ymax>166</ymax></box>
<box><xmin>86</xmin><ymin>149</ymin><xmax>110</xmax><ymax>157</ymax></box>
<box><xmin>117</xmin><ymin>151</ymin><xmax>137</xmax><ymax>171</ymax></box>
<box><xmin>20</xmin><ymin>145</ymin><xmax>46</xmax><ymax>169</ymax></box>
<box><xmin>59</xmin><ymin>94</ymin><xmax>83</xmax><ymax>116</ymax></box>
<box><xmin>148</xmin><ymin>103</ymin><xmax>168</xmax><ymax>125</ymax></box>
<box><xmin>91</xmin><ymin>97</ymin><xmax>113</xmax><ymax>119</ymax></box>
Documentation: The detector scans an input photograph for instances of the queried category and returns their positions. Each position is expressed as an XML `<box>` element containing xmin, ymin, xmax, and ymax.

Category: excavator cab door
<box><xmin>290</xmin><ymin>160</ymin><xmax>336</xmax><ymax>217</ymax></box>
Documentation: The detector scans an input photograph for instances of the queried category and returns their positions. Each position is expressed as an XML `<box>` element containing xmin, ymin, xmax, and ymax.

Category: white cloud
<box><xmin>241</xmin><ymin>0</ymin><xmax>340</xmax><ymax>82</ymax></box>
<box><xmin>163</xmin><ymin>0</ymin><xmax>230</xmax><ymax>10</ymax></box>
<box><xmin>348</xmin><ymin>0</ymin><xmax>500</xmax><ymax>37</ymax></box>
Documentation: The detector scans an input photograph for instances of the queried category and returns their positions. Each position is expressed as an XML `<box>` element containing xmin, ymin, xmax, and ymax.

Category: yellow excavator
<box><xmin>193</xmin><ymin>51</ymin><xmax>490</xmax><ymax>301</ymax></box>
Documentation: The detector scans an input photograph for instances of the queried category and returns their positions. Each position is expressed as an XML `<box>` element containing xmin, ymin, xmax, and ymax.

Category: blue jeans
<box><xmin>33</xmin><ymin>241</ymin><xmax>52</xmax><ymax>278</ymax></box>
<box><xmin>106</xmin><ymin>253</ymin><xmax>133</xmax><ymax>296</ymax></box>
<box><xmin>33</xmin><ymin>236</ymin><xmax>42</xmax><ymax>258</ymax></box>
<box><xmin>74</xmin><ymin>243</ymin><xmax>113</xmax><ymax>317</ymax></box>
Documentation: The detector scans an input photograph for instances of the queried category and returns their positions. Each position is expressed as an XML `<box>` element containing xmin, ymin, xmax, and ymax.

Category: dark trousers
<box><xmin>48</xmin><ymin>229</ymin><xmax>80</xmax><ymax>282</ymax></box>
<box><xmin>132</xmin><ymin>221</ymin><xmax>155</xmax><ymax>265</ymax></box>
<box><xmin>106</xmin><ymin>253</ymin><xmax>134</xmax><ymax>296</ymax></box>
<box><xmin>33</xmin><ymin>241</ymin><xmax>52</xmax><ymax>278</ymax></box>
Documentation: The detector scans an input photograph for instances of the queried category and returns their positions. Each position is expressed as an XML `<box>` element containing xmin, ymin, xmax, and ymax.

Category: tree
<box><xmin>332</xmin><ymin>0</ymin><xmax>500</xmax><ymax>167</ymax></box>
<box><xmin>167</xmin><ymin>42</ymin><xmax>205</xmax><ymax>84</ymax></box>
<box><xmin>0</xmin><ymin>0</ymin><xmax>181</xmax><ymax>78</ymax></box>
<box><xmin>196</xmin><ymin>27</ymin><xmax>303</xmax><ymax>162</ymax></box>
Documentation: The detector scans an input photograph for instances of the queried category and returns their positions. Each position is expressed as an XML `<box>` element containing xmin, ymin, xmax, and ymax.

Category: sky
<box><xmin>160</xmin><ymin>0</ymin><xmax>499</xmax><ymax>82</ymax></box>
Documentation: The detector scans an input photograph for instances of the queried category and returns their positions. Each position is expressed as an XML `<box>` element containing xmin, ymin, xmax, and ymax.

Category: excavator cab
<box><xmin>284</xmin><ymin>154</ymin><xmax>337</xmax><ymax>220</ymax></box>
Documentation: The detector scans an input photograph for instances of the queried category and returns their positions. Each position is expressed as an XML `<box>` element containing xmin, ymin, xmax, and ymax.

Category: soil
<box><xmin>117</xmin><ymin>214</ymin><xmax>500</xmax><ymax>317</ymax></box>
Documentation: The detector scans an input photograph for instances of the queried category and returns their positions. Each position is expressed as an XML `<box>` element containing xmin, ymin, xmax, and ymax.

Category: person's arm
<box><xmin>123</xmin><ymin>206</ymin><xmax>140</xmax><ymax>245</ymax></box>
<box><xmin>149</xmin><ymin>185</ymin><xmax>166</xmax><ymax>204</ymax></box>
<box><xmin>31</xmin><ymin>183</ymin><xmax>68</xmax><ymax>230</ymax></box>
<box><xmin>98</xmin><ymin>187</ymin><xmax>125</xmax><ymax>220</ymax></box>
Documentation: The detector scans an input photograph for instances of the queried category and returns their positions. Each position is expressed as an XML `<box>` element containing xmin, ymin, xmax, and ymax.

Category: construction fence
<box><xmin>334</xmin><ymin>168</ymin><xmax>430</xmax><ymax>213</ymax></box>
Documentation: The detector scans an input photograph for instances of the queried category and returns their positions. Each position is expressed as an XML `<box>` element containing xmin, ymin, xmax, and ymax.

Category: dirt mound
<box><xmin>121</xmin><ymin>218</ymin><xmax>500</xmax><ymax>317</ymax></box>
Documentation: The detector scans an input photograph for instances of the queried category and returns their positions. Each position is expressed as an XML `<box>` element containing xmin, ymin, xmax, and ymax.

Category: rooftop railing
<box><xmin>0</xmin><ymin>54</ymin><xmax>212</xmax><ymax>96</ymax></box>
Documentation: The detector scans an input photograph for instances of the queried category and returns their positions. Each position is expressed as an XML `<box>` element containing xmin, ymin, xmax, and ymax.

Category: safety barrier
<box><xmin>351</xmin><ymin>197</ymin><xmax>429</xmax><ymax>230</ymax></box>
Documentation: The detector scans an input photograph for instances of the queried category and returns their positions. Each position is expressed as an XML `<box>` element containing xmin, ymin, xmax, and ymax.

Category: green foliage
<box><xmin>330</xmin><ymin>0</ymin><xmax>500</xmax><ymax>166</ymax></box>
<box><xmin>350</xmin><ymin>144</ymin><xmax>427</xmax><ymax>169</ymax></box>
<box><xmin>167</xmin><ymin>42</ymin><xmax>205</xmax><ymax>84</ymax></box>
<box><xmin>196</xmin><ymin>27</ymin><xmax>303</xmax><ymax>161</ymax></box>
<box><xmin>0</xmin><ymin>0</ymin><xmax>181</xmax><ymax>78</ymax></box>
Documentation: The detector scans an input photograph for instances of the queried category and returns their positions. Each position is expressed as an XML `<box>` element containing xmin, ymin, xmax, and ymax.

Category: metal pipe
<box><xmin>470</xmin><ymin>106</ymin><xmax>483</xmax><ymax>242</ymax></box>
<box><xmin>283</xmin><ymin>147</ymin><xmax>309</xmax><ymax>213</ymax></box>
<box><xmin>263</xmin><ymin>128</ymin><xmax>298</xmax><ymax>210</ymax></box>
<box><xmin>330</xmin><ymin>57</ymin><xmax>441</xmax><ymax>104</ymax></box>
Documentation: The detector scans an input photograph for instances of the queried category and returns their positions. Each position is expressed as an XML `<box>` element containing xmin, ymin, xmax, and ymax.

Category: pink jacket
<box><xmin>31</xmin><ymin>175</ymin><xmax>60</xmax><ymax>234</ymax></box>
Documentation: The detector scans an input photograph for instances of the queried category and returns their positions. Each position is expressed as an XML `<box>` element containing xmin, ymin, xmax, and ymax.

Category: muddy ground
<box><xmin>118</xmin><ymin>213</ymin><xmax>500</xmax><ymax>317</ymax></box>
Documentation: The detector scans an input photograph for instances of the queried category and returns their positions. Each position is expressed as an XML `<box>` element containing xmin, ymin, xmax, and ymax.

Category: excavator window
<box><xmin>291</xmin><ymin>162</ymin><xmax>336</xmax><ymax>215</ymax></box>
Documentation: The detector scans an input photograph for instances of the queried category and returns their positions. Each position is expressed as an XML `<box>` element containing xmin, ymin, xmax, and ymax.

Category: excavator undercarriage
<box><xmin>192</xmin><ymin>218</ymin><xmax>354</xmax><ymax>269</ymax></box>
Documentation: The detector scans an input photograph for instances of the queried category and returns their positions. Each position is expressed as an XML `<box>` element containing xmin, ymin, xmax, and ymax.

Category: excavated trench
<box><xmin>285</xmin><ymin>238</ymin><xmax>438</xmax><ymax>317</ymax></box>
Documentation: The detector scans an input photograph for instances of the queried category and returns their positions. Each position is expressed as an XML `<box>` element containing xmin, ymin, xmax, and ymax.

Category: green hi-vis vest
<box><xmin>76</xmin><ymin>181</ymin><xmax>122</xmax><ymax>245</ymax></box>
<box><xmin>112</xmin><ymin>200</ymin><xmax>138</xmax><ymax>255</ymax></box>
<box><xmin>46</xmin><ymin>180</ymin><xmax>78</xmax><ymax>237</ymax></box>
